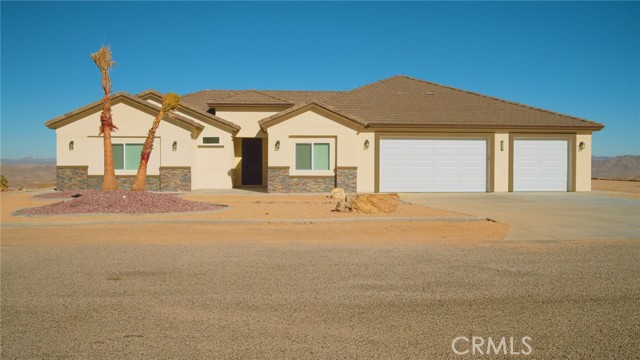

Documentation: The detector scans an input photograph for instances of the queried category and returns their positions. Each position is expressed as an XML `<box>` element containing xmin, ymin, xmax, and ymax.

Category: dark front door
<box><xmin>241</xmin><ymin>138</ymin><xmax>263</xmax><ymax>185</ymax></box>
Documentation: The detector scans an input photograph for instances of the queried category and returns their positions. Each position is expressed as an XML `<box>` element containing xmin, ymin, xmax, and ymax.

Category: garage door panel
<box><xmin>380</xmin><ymin>138</ymin><xmax>487</xmax><ymax>192</ymax></box>
<box><xmin>514</xmin><ymin>139</ymin><xmax>568</xmax><ymax>191</ymax></box>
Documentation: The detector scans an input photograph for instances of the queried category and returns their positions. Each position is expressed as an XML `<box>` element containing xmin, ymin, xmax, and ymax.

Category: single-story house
<box><xmin>45</xmin><ymin>75</ymin><xmax>604</xmax><ymax>193</ymax></box>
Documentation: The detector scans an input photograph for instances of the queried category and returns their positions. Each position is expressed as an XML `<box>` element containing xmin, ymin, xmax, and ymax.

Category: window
<box><xmin>294</xmin><ymin>142</ymin><xmax>331</xmax><ymax>171</ymax></box>
<box><xmin>203</xmin><ymin>137</ymin><xmax>220</xmax><ymax>144</ymax></box>
<box><xmin>112</xmin><ymin>144</ymin><xmax>143</xmax><ymax>170</ymax></box>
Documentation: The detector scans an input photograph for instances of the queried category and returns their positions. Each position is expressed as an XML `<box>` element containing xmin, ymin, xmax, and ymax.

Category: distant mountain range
<box><xmin>0</xmin><ymin>157</ymin><xmax>56</xmax><ymax>165</ymax></box>
<box><xmin>592</xmin><ymin>155</ymin><xmax>640</xmax><ymax>181</ymax></box>
<box><xmin>0</xmin><ymin>158</ymin><xmax>56</xmax><ymax>189</ymax></box>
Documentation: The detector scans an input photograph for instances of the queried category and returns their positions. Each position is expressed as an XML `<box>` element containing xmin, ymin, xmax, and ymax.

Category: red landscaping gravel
<box><xmin>19</xmin><ymin>190</ymin><xmax>225</xmax><ymax>215</ymax></box>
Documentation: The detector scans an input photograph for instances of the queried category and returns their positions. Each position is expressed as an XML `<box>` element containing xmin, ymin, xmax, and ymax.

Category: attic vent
<box><xmin>424</xmin><ymin>92</ymin><xmax>436</xmax><ymax>95</ymax></box>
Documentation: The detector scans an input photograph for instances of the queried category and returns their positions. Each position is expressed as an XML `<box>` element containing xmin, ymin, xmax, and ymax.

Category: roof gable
<box><xmin>259</xmin><ymin>102</ymin><xmax>369</xmax><ymax>130</ymax></box>
<box><xmin>44</xmin><ymin>92</ymin><xmax>206</xmax><ymax>137</ymax></box>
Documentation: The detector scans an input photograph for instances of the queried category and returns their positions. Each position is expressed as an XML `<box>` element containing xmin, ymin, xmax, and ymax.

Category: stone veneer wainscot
<box><xmin>268</xmin><ymin>166</ymin><xmax>357</xmax><ymax>193</ymax></box>
<box><xmin>55</xmin><ymin>166</ymin><xmax>191</xmax><ymax>191</ymax></box>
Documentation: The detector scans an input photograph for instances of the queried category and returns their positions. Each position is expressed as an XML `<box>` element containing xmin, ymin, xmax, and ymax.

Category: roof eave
<box><xmin>367</xmin><ymin>123</ymin><xmax>605</xmax><ymax>131</ymax></box>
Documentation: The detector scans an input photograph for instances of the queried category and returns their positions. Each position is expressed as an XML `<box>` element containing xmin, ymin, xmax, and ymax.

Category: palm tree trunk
<box><xmin>131</xmin><ymin>93</ymin><xmax>180</xmax><ymax>192</ymax></box>
<box><xmin>91</xmin><ymin>47</ymin><xmax>118</xmax><ymax>191</ymax></box>
<box><xmin>100</xmin><ymin>90</ymin><xmax>118</xmax><ymax>190</ymax></box>
<box><xmin>131</xmin><ymin>111</ymin><xmax>164</xmax><ymax>191</ymax></box>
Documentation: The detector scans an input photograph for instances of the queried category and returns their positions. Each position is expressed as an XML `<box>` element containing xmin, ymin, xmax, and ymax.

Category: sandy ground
<box><xmin>2</xmin><ymin>233</ymin><xmax>638</xmax><ymax>358</ymax></box>
<box><xmin>1</xmin><ymin>190</ymin><xmax>468</xmax><ymax>225</ymax></box>
<box><xmin>592</xmin><ymin>179</ymin><xmax>640</xmax><ymax>198</ymax></box>
<box><xmin>1</xmin><ymin>185</ymin><xmax>638</xmax><ymax>358</ymax></box>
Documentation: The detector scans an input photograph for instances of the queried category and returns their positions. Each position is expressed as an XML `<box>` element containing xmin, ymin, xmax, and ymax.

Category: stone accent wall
<box><xmin>336</xmin><ymin>167</ymin><xmax>357</xmax><ymax>193</ymax></box>
<box><xmin>87</xmin><ymin>176</ymin><xmax>160</xmax><ymax>191</ymax></box>
<box><xmin>267</xmin><ymin>166</ymin><xmax>336</xmax><ymax>193</ymax></box>
<box><xmin>288</xmin><ymin>176</ymin><xmax>335</xmax><ymax>193</ymax></box>
<box><xmin>56</xmin><ymin>166</ymin><xmax>189</xmax><ymax>192</ymax></box>
<box><xmin>56</xmin><ymin>166</ymin><xmax>88</xmax><ymax>191</ymax></box>
<box><xmin>160</xmin><ymin>167</ymin><xmax>191</xmax><ymax>192</ymax></box>
<box><xmin>267</xmin><ymin>167</ymin><xmax>290</xmax><ymax>193</ymax></box>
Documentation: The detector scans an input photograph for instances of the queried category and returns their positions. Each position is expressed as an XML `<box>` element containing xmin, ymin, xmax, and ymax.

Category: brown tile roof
<box><xmin>181</xmin><ymin>89</ymin><xmax>341</xmax><ymax>110</ymax></box>
<box><xmin>206</xmin><ymin>90</ymin><xmax>293</xmax><ymax>106</ymax></box>
<box><xmin>182</xmin><ymin>76</ymin><xmax>603</xmax><ymax>131</ymax></box>
<box><xmin>180</xmin><ymin>90</ymin><xmax>238</xmax><ymax>111</ymax></box>
<box><xmin>137</xmin><ymin>90</ymin><xmax>240</xmax><ymax>132</ymax></box>
<box><xmin>321</xmin><ymin>76</ymin><xmax>604</xmax><ymax>130</ymax></box>
<box><xmin>260</xmin><ymin>90</ymin><xmax>342</xmax><ymax>104</ymax></box>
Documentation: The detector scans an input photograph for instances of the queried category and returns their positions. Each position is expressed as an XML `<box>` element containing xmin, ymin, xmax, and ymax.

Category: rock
<box><xmin>334</xmin><ymin>193</ymin><xmax>399</xmax><ymax>213</ymax></box>
<box><xmin>328</xmin><ymin>187</ymin><xmax>346</xmax><ymax>200</ymax></box>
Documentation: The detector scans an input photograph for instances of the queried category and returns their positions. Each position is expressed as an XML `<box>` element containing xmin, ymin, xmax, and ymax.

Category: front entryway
<box><xmin>241</xmin><ymin>138</ymin><xmax>263</xmax><ymax>185</ymax></box>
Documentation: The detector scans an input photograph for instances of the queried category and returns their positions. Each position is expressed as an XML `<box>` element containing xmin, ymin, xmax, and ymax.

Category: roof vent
<box><xmin>424</xmin><ymin>92</ymin><xmax>436</xmax><ymax>95</ymax></box>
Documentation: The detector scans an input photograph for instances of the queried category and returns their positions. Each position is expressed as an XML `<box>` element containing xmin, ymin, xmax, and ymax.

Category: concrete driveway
<box><xmin>401</xmin><ymin>192</ymin><xmax>640</xmax><ymax>241</ymax></box>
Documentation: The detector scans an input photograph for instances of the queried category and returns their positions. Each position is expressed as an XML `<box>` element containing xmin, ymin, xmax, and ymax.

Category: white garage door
<box><xmin>379</xmin><ymin>139</ymin><xmax>487</xmax><ymax>192</ymax></box>
<box><xmin>513</xmin><ymin>139</ymin><xmax>568</xmax><ymax>191</ymax></box>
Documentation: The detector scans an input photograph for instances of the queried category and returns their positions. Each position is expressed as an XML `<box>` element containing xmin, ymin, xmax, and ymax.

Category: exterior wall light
<box><xmin>275</xmin><ymin>140</ymin><xmax>280</xmax><ymax>151</ymax></box>
<box><xmin>579</xmin><ymin>142</ymin><xmax>585</xmax><ymax>151</ymax></box>
<box><xmin>68</xmin><ymin>141</ymin><xmax>74</xmax><ymax>151</ymax></box>
<box><xmin>364</xmin><ymin>139</ymin><xmax>370</xmax><ymax>150</ymax></box>
<box><xmin>500</xmin><ymin>140</ymin><xmax>504</xmax><ymax>152</ymax></box>
<box><xmin>172</xmin><ymin>141</ymin><xmax>178</xmax><ymax>151</ymax></box>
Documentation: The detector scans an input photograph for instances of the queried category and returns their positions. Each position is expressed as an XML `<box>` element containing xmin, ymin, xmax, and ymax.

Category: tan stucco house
<box><xmin>45</xmin><ymin>75</ymin><xmax>604</xmax><ymax>193</ymax></box>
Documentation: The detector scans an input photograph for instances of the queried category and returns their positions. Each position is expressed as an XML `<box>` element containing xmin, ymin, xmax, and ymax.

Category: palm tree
<box><xmin>90</xmin><ymin>47</ymin><xmax>118</xmax><ymax>191</ymax></box>
<box><xmin>131</xmin><ymin>93</ymin><xmax>180</xmax><ymax>191</ymax></box>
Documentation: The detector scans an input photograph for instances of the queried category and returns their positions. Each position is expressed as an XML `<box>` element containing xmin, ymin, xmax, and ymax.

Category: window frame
<box><xmin>112</xmin><ymin>143</ymin><xmax>144</xmax><ymax>173</ymax></box>
<box><xmin>202</xmin><ymin>136</ymin><xmax>220</xmax><ymax>145</ymax></box>
<box><xmin>289</xmin><ymin>138</ymin><xmax>335</xmax><ymax>176</ymax></box>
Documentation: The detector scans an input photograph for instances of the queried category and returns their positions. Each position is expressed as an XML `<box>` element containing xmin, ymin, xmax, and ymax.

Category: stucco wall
<box><xmin>192</xmin><ymin>143</ymin><xmax>234</xmax><ymax>190</ymax></box>
<box><xmin>56</xmin><ymin>102</ymin><xmax>195</xmax><ymax>177</ymax></box>
<box><xmin>216</xmin><ymin>107</ymin><xmax>285</xmax><ymax>138</ymax></box>
<box><xmin>493</xmin><ymin>132</ymin><xmax>510</xmax><ymax>192</ymax></box>
<box><xmin>574</xmin><ymin>133</ymin><xmax>592</xmax><ymax>191</ymax></box>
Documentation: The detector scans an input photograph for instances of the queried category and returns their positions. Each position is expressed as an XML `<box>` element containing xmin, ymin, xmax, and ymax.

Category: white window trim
<box><xmin>289</xmin><ymin>138</ymin><xmax>335</xmax><ymax>176</ymax></box>
<box><xmin>113</xmin><ymin>142</ymin><xmax>144</xmax><ymax>175</ymax></box>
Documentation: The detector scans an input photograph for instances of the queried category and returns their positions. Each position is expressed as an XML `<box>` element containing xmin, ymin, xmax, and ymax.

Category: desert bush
<box><xmin>0</xmin><ymin>175</ymin><xmax>9</xmax><ymax>191</ymax></box>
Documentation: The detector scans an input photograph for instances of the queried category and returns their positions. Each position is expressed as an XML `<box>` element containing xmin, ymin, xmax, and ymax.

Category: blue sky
<box><xmin>1</xmin><ymin>1</ymin><xmax>638</xmax><ymax>158</ymax></box>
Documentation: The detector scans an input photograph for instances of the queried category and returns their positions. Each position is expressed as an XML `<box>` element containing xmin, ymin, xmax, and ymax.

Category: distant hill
<box><xmin>592</xmin><ymin>155</ymin><xmax>640</xmax><ymax>181</ymax></box>
<box><xmin>0</xmin><ymin>158</ymin><xmax>56</xmax><ymax>189</ymax></box>
<box><xmin>0</xmin><ymin>157</ymin><xmax>56</xmax><ymax>165</ymax></box>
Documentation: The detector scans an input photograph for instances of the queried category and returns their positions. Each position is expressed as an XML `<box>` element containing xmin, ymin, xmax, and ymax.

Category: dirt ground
<box><xmin>592</xmin><ymin>179</ymin><xmax>640</xmax><ymax>198</ymax></box>
<box><xmin>1</xmin><ymin>189</ymin><xmax>508</xmax><ymax>244</ymax></box>
<box><xmin>1</xmin><ymin>185</ymin><xmax>638</xmax><ymax>358</ymax></box>
<box><xmin>2</xmin><ymin>229</ymin><xmax>638</xmax><ymax>358</ymax></box>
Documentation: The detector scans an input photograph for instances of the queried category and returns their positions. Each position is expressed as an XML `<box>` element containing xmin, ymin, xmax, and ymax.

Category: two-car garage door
<box><xmin>379</xmin><ymin>139</ymin><xmax>487</xmax><ymax>192</ymax></box>
<box><xmin>379</xmin><ymin>138</ymin><xmax>569</xmax><ymax>192</ymax></box>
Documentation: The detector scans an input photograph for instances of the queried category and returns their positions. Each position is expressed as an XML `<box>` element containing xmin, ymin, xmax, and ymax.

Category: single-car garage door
<box><xmin>379</xmin><ymin>138</ymin><xmax>487</xmax><ymax>192</ymax></box>
<box><xmin>513</xmin><ymin>139</ymin><xmax>568</xmax><ymax>191</ymax></box>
